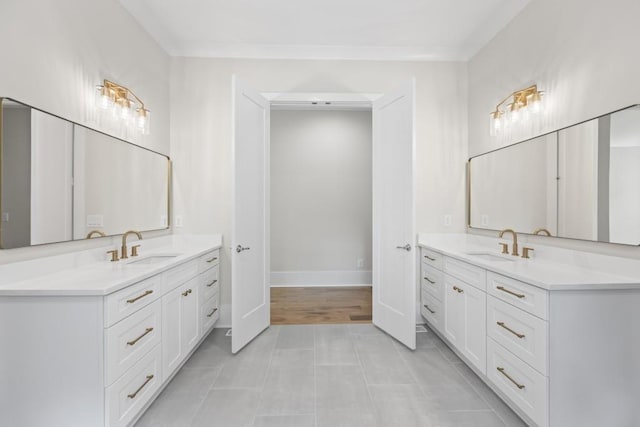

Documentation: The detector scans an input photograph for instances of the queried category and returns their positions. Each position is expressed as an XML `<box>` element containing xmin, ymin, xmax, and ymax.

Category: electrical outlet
<box><xmin>443</xmin><ymin>214</ymin><xmax>452</xmax><ymax>227</ymax></box>
<box><xmin>481</xmin><ymin>215</ymin><xmax>489</xmax><ymax>227</ymax></box>
<box><xmin>86</xmin><ymin>214</ymin><xmax>104</xmax><ymax>227</ymax></box>
<box><xmin>175</xmin><ymin>215</ymin><xmax>184</xmax><ymax>228</ymax></box>
<box><xmin>357</xmin><ymin>258</ymin><xmax>364</xmax><ymax>268</ymax></box>
<box><xmin>161</xmin><ymin>215</ymin><xmax>168</xmax><ymax>227</ymax></box>
<box><xmin>1</xmin><ymin>212</ymin><xmax>8</xmax><ymax>222</ymax></box>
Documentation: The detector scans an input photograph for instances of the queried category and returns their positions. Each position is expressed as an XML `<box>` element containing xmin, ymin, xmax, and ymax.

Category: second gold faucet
<box><xmin>121</xmin><ymin>230</ymin><xmax>143</xmax><ymax>259</ymax></box>
<box><xmin>499</xmin><ymin>228</ymin><xmax>519</xmax><ymax>256</ymax></box>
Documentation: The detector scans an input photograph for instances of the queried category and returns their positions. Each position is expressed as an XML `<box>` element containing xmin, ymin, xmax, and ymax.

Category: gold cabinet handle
<box><xmin>206</xmin><ymin>279</ymin><xmax>218</xmax><ymax>287</ymax></box>
<box><xmin>423</xmin><ymin>304</ymin><xmax>435</xmax><ymax>314</ymax></box>
<box><xmin>497</xmin><ymin>367</ymin><xmax>525</xmax><ymax>389</ymax></box>
<box><xmin>127</xmin><ymin>374</ymin><xmax>154</xmax><ymax>399</ymax></box>
<box><xmin>452</xmin><ymin>286</ymin><xmax>464</xmax><ymax>294</ymax></box>
<box><xmin>424</xmin><ymin>255</ymin><xmax>436</xmax><ymax>261</ymax></box>
<box><xmin>206</xmin><ymin>308</ymin><xmax>218</xmax><ymax>318</ymax></box>
<box><xmin>126</xmin><ymin>290</ymin><xmax>153</xmax><ymax>304</ymax></box>
<box><xmin>182</xmin><ymin>289</ymin><xmax>193</xmax><ymax>297</ymax></box>
<box><xmin>497</xmin><ymin>321</ymin><xmax>525</xmax><ymax>339</ymax></box>
<box><xmin>424</xmin><ymin>276</ymin><xmax>435</xmax><ymax>284</ymax></box>
<box><xmin>496</xmin><ymin>286</ymin><xmax>525</xmax><ymax>299</ymax></box>
<box><xmin>127</xmin><ymin>327</ymin><xmax>154</xmax><ymax>346</ymax></box>
<box><xmin>206</xmin><ymin>256</ymin><xmax>218</xmax><ymax>263</ymax></box>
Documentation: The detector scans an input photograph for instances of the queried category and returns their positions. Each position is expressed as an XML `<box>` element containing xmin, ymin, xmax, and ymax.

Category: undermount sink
<box><xmin>465</xmin><ymin>252</ymin><xmax>515</xmax><ymax>262</ymax></box>
<box><xmin>126</xmin><ymin>254</ymin><xmax>180</xmax><ymax>265</ymax></box>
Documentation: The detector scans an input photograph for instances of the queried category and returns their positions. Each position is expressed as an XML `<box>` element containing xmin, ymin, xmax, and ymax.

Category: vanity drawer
<box><xmin>488</xmin><ymin>272</ymin><xmax>548</xmax><ymax>320</ymax></box>
<box><xmin>487</xmin><ymin>338</ymin><xmax>548</xmax><ymax>427</ymax></box>
<box><xmin>444</xmin><ymin>256</ymin><xmax>486</xmax><ymax>291</ymax></box>
<box><xmin>487</xmin><ymin>296</ymin><xmax>548</xmax><ymax>375</ymax></box>
<box><xmin>106</xmin><ymin>344</ymin><xmax>162</xmax><ymax>427</ymax></box>
<box><xmin>199</xmin><ymin>265</ymin><xmax>220</xmax><ymax>304</ymax></box>
<box><xmin>199</xmin><ymin>249</ymin><xmax>220</xmax><ymax>273</ymax></box>
<box><xmin>163</xmin><ymin>258</ymin><xmax>199</xmax><ymax>293</ymax></box>
<box><xmin>106</xmin><ymin>300</ymin><xmax>162</xmax><ymax>386</ymax></box>
<box><xmin>421</xmin><ymin>263</ymin><xmax>443</xmax><ymax>301</ymax></box>
<box><xmin>104</xmin><ymin>274</ymin><xmax>162</xmax><ymax>327</ymax></box>
<box><xmin>421</xmin><ymin>248</ymin><xmax>443</xmax><ymax>270</ymax></box>
<box><xmin>201</xmin><ymin>293</ymin><xmax>220</xmax><ymax>335</ymax></box>
<box><xmin>420</xmin><ymin>292</ymin><xmax>443</xmax><ymax>333</ymax></box>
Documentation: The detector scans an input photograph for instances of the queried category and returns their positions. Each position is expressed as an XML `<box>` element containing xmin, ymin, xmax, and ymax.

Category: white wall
<box><xmin>270</xmin><ymin>110</ymin><xmax>372</xmax><ymax>286</ymax></box>
<box><xmin>468</xmin><ymin>0</ymin><xmax>640</xmax><ymax>258</ymax></box>
<box><xmin>170</xmin><ymin>57</ymin><xmax>468</xmax><ymax>324</ymax></box>
<box><xmin>0</xmin><ymin>0</ymin><xmax>170</xmax><ymax>264</ymax></box>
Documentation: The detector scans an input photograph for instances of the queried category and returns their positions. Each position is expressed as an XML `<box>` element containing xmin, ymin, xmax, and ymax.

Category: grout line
<box><xmin>352</xmin><ymin>328</ymin><xmax>378</xmax><ymax>420</ymax></box>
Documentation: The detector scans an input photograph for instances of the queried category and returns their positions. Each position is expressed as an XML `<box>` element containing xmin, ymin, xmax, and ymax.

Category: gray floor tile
<box><xmin>316</xmin><ymin>410</ymin><xmax>377</xmax><ymax>427</ymax></box>
<box><xmin>315</xmin><ymin>365</ymin><xmax>374</xmax><ymax>413</ymax></box>
<box><xmin>212</xmin><ymin>328</ymin><xmax>278</xmax><ymax>389</ymax></box>
<box><xmin>436</xmin><ymin>410</ymin><xmax>507</xmax><ymax>426</ymax></box>
<box><xmin>354</xmin><ymin>334</ymin><xmax>415</xmax><ymax>385</ymax></box>
<box><xmin>275</xmin><ymin>325</ymin><xmax>315</xmax><ymax>349</ymax></box>
<box><xmin>452</xmin><ymin>362</ymin><xmax>527</xmax><ymax>426</ymax></box>
<box><xmin>136</xmin><ymin>367</ymin><xmax>219</xmax><ymax>426</ymax></box>
<box><xmin>368</xmin><ymin>384</ymin><xmax>444</xmax><ymax>426</ymax></box>
<box><xmin>348</xmin><ymin>323</ymin><xmax>386</xmax><ymax>336</ymax></box>
<box><xmin>314</xmin><ymin>324</ymin><xmax>358</xmax><ymax>366</ymax></box>
<box><xmin>191</xmin><ymin>389</ymin><xmax>260</xmax><ymax>427</ymax></box>
<box><xmin>252</xmin><ymin>414</ymin><xmax>315</xmax><ymax>427</ymax></box>
<box><xmin>256</xmin><ymin>349</ymin><xmax>315</xmax><ymax>415</ymax></box>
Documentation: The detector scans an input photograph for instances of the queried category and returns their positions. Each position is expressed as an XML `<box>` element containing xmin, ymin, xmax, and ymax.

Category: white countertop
<box><xmin>418</xmin><ymin>233</ymin><xmax>640</xmax><ymax>291</ymax></box>
<box><xmin>0</xmin><ymin>234</ymin><xmax>223</xmax><ymax>296</ymax></box>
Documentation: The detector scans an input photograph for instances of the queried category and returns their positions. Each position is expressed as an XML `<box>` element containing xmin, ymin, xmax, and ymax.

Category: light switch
<box><xmin>444</xmin><ymin>214</ymin><xmax>452</xmax><ymax>227</ymax></box>
<box><xmin>1</xmin><ymin>212</ymin><xmax>8</xmax><ymax>222</ymax></box>
<box><xmin>87</xmin><ymin>214</ymin><xmax>104</xmax><ymax>227</ymax></box>
<box><xmin>481</xmin><ymin>215</ymin><xmax>489</xmax><ymax>227</ymax></box>
<box><xmin>161</xmin><ymin>215</ymin><xmax>168</xmax><ymax>227</ymax></box>
<box><xmin>175</xmin><ymin>215</ymin><xmax>184</xmax><ymax>228</ymax></box>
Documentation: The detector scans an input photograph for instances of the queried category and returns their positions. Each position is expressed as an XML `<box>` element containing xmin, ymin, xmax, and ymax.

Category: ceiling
<box><xmin>118</xmin><ymin>0</ymin><xmax>531</xmax><ymax>61</ymax></box>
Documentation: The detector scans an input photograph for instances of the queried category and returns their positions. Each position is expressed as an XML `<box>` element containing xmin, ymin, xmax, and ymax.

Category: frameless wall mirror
<box><xmin>0</xmin><ymin>98</ymin><xmax>169</xmax><ymax>249</ymax></box>
<box><xmin>469</xmin><ymin>104</ymin><xmax>640</xmax><ymax>246</ymax></box>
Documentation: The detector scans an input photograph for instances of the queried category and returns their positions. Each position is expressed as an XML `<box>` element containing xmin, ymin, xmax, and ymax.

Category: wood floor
<box><xmin>270</xmin><ymin>286</ymin><xmax>372</xmax><ymax>325</ymax></box>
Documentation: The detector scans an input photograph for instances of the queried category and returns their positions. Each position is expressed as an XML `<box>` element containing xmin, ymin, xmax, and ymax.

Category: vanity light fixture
<box><xmin>95</xmin><ymin>80</ymin><xmax>150</xmax><ymax>134</ymax></box>
<box><xmin>489</xmin><ymin>84</ymin><xmax>544</xmax><ymax>136</ymax></box>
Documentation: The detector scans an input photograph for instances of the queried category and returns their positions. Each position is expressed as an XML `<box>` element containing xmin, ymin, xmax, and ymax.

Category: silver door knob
<box><xmin>396</xmin><ymin>244</ymin><xmax>411</xmax><ymax>251</ymax></box>
<box><xmin>236</xmin><ymin>245</ymin><xmax>251</xmax><ymax>253</ymax></box>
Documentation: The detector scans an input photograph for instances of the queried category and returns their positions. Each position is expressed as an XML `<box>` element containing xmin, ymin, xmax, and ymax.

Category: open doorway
<box><xmin>269</xmin><ymin>107</ymin><xmax>372</xmax><ymax>324</ymax></box>
<box><xmin>232</xmin><ymin>80</ymin><xmax>416</xmax><ymax>353</ymax></box>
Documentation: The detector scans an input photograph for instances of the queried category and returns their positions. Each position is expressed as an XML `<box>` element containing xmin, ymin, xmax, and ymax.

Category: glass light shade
<box><xmin>95</xmin><ymin>86</ymin><xmax>114</xmax><ymax>110</ymax></box>
<box><xmin>120</xmin><ymin>100</ymin><xmax>132</xmax><ymax>120</ymax></box>
<box><xmin>489</xmin><ymin>111</ymin><xmax>503</xmax><ymax>136</ymax></box>
<box><xmin>137</xmin><ymin>108</ymin><xmax>150</xmax><ymax>134</ymax></box>
<box><xmin>529</xmin><ymin>91</ymin><xmax>544</xmax><ymax>114</ymax></box>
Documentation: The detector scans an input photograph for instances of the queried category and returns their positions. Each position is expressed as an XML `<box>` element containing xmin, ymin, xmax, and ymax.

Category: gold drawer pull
<box><xmin>127</xmin><ymin>374</ymin><xmax>154</xmax><ymax>399</ymax></box>
<box><xmin>452</xmin><ymin>286</ymin><xmax>464</xmax><ymax>294</ymax></box>
<box><xmin>424</xmin><ymin>255</ymin><xmax>436</xmax><ymax>261</ymax></box>
<box><xmin>424</xmin><ymin>276</ymin><xmax>436</xmax><ymax>284</ymax></box>
<box><xmin>182</xmin><ymin>289</ymin><xmax>193</xmax><ymax>297</ymax></box>
<box><xmin>127</xmin><ymin>327</ymin><xmax>154</xmax><ymax>346</ymax></box>
<box><xmin>497</xmin><ymin>367</ymin><xmax>525</xmax><ymax>389</ymax></box>
<box><xmin>206</xmin><ymin>308</ymin><xmax>218</xmax><ymax>318</ymax></box>
<box><xmin>126</xmin><ymin>290</ymin><xmax>153</xmax><ymax>304</ymax></box>
<box><xmin>496</xmin><ymin>286</ymin><xmax>525</xmax><ymax>299</ymax></box>
<box><xmin>497</xmin><ymin>321</ymin><xmax>525</xmax><ymax>339</ymax></box>
<box><xmin>206</xmin><ymin>280</ymin><xmax>218</xmax><ymax>287</ymax></box>
<box><xmin>423</xmin><ymin>304</ymin><xmax>435</xmax><ymax>314</ymax></box>
<box><xmin>206</xmin><ymin>256</ymin><xmax>218</xmax><ymax>263</ymax></box>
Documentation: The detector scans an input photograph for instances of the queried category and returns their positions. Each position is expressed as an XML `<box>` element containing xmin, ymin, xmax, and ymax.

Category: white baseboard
<box><xmin>270</xmin><ymin>270</ymin><xmax>372</xmax><ymax>287</ymax></box>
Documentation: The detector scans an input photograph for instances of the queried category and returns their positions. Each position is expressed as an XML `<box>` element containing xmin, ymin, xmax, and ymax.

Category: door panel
<box><xmin>444</xmin><ymin>276</ymin><xmax>463</xmax><ymax>346</ymax></box>
<box><xmin>372</xmin><ymin>80</ymin><xmax>416</xmax><ymax>349</ymax></box>
<box><xmin>181</xmin><ymin>283</ymin><xmax>200</xmax><ymax>354</ymax></box>
<box><xmin>162</xmin><ymin>285</ymin><xmax>182</xmax><ymax>379</ymax></box>
<box><xmin>461</xmin><ymin>283</ymin><xmax>487</xmax><ymax>374</ymax></box>
<box><xmin>231</xmin><ymin>76</ymin><xmax>270</xmax><ymax>354</ymax></box>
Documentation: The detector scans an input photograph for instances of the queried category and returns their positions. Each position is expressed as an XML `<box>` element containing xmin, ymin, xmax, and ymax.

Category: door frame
<box><xmin>232</xmin><ymin>85</ymin><xmax>417</xmax><ymax>348</ymax></box>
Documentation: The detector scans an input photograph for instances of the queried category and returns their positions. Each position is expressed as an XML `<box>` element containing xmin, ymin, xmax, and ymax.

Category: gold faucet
<box><xmin>533</xmin><ymin>228</ymin><xmax>552</xmax><ymax>236</ymax></box>
<box><xmin>86</xmin><ymin>230</ymin><xmax>106</xmax><ymax>239</ymax></box>
<box><xmin>121</xmin><ymin>230</ymin><xmax>142</xmax><ymax>259</ymax></box>
<box><xmin>499</xmin><ymin>228</ymin><xmax>519</xmax><ymax>256</ymax></box>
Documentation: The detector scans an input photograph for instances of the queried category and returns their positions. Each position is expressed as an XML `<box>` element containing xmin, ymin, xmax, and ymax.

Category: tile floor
<box><xmin>136</xmin><ymin>324</ymin><xmax>527</xmax><ymax>427</ymax></box>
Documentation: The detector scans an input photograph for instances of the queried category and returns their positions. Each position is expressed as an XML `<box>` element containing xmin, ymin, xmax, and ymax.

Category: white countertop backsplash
<box><xmin>418</xmin><ymin>233</ymin><xmax>640</xmax><ymax>290</ymax></box>
<box><xmin>0</xmin><ymin>234</ymin><xmax>223</xmax><ymax>296</ymax></box>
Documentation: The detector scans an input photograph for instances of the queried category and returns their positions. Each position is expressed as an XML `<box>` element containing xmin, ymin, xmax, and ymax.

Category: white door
<box><xmin>231</xmin><ymin>76</ymin><xmax>271</xmax><ymax>354</ymax></box>
<box><xmin>161</xmin><ymin>285</ymin><xmax>183</xmax><ymax>378</ymax></box>
<box><xmin>372</xmin><ymin>80</ymin><xmax>416</xmax><ymax>350</ymax></box>
<box><xmin>461</xmin><ymin>282</ymin><xmax>486</xmax><ymax>373</ymax></box>
<box><xmin>181</xmin><ymin>281</ymin><xmax>200</xmax><ymax>354</ymax></box>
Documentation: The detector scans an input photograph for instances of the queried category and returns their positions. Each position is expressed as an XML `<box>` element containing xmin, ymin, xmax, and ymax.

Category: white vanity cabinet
<box><xmin>419</xmin><ymin>239</ymin><xmax>640</xmax><ymax>427</ymax></box>
<box><xmin>0</xmin><ymin>241</ymin><xmax>222</xmax><ymax>427</ymax></box>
